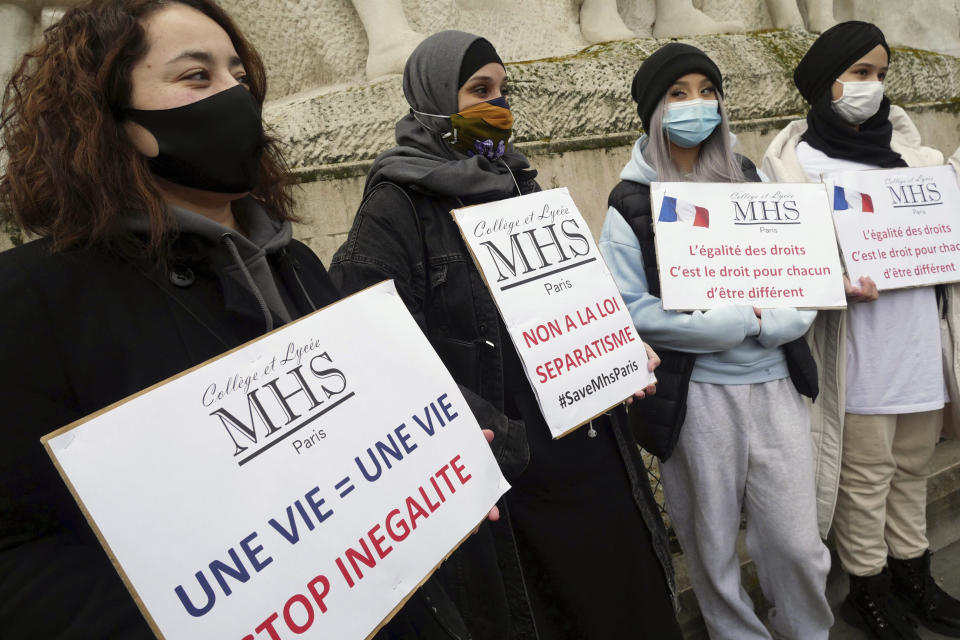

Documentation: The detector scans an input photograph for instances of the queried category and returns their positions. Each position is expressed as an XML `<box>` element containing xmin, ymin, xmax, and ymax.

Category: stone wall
<box><xmin>2</xmin><ymin>4</ymin><xmax>960</xmax><ymax>254</ymax></box>
<box><xmin>269</xmin><ymin>29</ymin><xmax>960</xmax><ymax>172</ymax></box>
<box><xmin>290</xmin><ymin>103</ymin><xmax>960</xmax><ymax>266</ymax></box>
<box><xmin>279</xmin><ymin>30</ymin><xmax>960</xmax><ymax>265</ymax></box>
<box><xmin>216</xmin><ymin>0</ymin><xmax>960</xmax><ymax>99</ymax></box>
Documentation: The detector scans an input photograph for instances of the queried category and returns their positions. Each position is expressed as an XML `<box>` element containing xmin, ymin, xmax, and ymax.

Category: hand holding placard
<box><xmin>844</xmin><ymin>274</ymin><xmax>879</xmax><ymax>303</ymax></box>
<box><xmin>625</xmin><ymin>343</ymin><xmax>660</xmax><ymax>404</ymax></box>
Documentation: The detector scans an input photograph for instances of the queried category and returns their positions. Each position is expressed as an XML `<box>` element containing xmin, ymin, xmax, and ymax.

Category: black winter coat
<box><xmin>331</xmin><ymin>179</ymin><xmax>676</xmax><ymax>640</ymax></box>
<box><xmin>0</xmin><ymin>235</ymin><xmax>339</xmax><ymax>638</ymax></box>
<box><xmin>607</xmin><ymin>155</ymin><xmax>819</xmax><ymax>461</ymax></box>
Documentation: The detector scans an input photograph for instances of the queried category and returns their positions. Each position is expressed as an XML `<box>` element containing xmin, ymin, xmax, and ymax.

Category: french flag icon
<box><xmin>659</xmin><ymin>195</ymin><xmax>710</xmax><ymax>228</ymax></box>
<box><xmin>833</xmin><ymin>185</ymin><xmax>874</xmax><ymax>213</ymax></box>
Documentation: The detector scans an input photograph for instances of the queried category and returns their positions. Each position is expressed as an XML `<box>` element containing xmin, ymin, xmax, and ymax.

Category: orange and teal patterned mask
<box><xmin>448</xmin><ymin>97</ymin><xmax>514</xmax><ymax>160</ymax></box>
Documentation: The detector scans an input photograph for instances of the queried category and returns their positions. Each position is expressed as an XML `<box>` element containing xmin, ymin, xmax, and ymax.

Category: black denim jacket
<box><xmin>331</xmin><ymin>178</ymin><xmax>676</xmax><ymax>639</ymax></box>
<box><xmin>332</xmin><ymin>181</ymin><xmax>533</xmax><ymax>479</ymax></box>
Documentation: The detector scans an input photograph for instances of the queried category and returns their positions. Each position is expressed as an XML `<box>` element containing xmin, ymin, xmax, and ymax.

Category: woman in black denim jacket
<box><xmin>331</xmin><ymin>30</ymin><xmax>680</xmax><ymax>640</ymax></box>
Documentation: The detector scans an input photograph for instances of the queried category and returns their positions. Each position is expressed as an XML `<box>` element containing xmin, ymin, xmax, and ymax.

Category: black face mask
<box><xmin>124</xmin><ymin>85</ymin><xmax>264</xmax><ymax>193</ymax></box>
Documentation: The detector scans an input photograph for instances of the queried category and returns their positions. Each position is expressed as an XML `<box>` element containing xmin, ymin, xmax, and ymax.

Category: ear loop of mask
<box><xmin>498</xmin><ymin>157</ymin><xmax>522</xmax><ymax>197</ymax></box>
<box><xmin>411</xmin><ymin>107</ymin><xmax>521</xmax><ymax>196</ymax></box>
<box><xmin>409</xmin><ymin>108</ymin><xmax>458</xmax><ymax>143</ymax></box>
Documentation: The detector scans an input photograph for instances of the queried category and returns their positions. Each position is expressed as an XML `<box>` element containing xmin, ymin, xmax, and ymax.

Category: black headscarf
<box><xmin>794</xmin><ymin>21</ymin><xmax>906</xmax><ymax>168</ymax></box>
<box><xmin>365</xmin><ymin>30</ymin><xmax>532</xmax><ymax>198</ymax></box>
<box><xmin>458</xmin><ymin>39</ymin><xmax>503</xmax><ymax>88</ymax></box>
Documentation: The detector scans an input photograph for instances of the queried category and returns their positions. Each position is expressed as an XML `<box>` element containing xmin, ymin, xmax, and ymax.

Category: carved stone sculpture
<box><xmin>801</xmin><ymin>0</ymin><xmax>837</xmax><ymax>32</ymax></box>
<box><xmin>583</xmin><ymin>0</ymin><xmax>834</xmax><ymax>41</ymax></box>
<box><xmin>352</xmin><ymin>0</ymin><xmax>830</xmax><ymax>70</ymax></box>
<box><xmin>650</xmin><ymin>0</ymin><xmax>744</xmax><ymax>38</ymax></box>
<box><xmin>764</xmin><ymin>0</ymin><xmax>835</xmax><ymax>31</ymax></box>
<box><xmin>579</xmin><ymin>0</ymin><xmax>636</xmax><ymax>43</ymax></box>
<box><xmin>848</xmin><ymin>0</ymin><xmax>960</xmax><ymax>56</ymax></box>
<box><xmin>350</xmin><ymin>0</ymin><xmax>424</xmax><ymax>80</ymax></box>
<box><xmin>1</xmin><ymin>1</ymin><xmax>958</xmax><ymax>107</ymax></box>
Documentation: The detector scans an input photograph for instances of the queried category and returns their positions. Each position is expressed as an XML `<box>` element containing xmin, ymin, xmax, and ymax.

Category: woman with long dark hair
<box><xmin>601</xmin><ymin>43</ymin><xmax>832</xmax><ymax>640</ymax></box>
<box><xmin>330</xmin><ymin>29</ymin><xmax>682</xmax><ymax>640</ymax></box>
<box><xmin>0</xmin><ymin>1</ymin><xmax>337</xmax><ymax>636</ymax></box>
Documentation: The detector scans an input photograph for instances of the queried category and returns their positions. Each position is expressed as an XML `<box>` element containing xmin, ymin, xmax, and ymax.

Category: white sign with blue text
<box><xmin>823</xmin><ymin>165</ymin><xmax>960</xmax><ymax>290</ymax></box>
<box><xmin>451</xmin><ymin>187</ymin><xmax>654</xmax><ymax>439</ymax></box>
<box><xmin>651</xmin><ymin>181</ymin><xmax>846</xmax><ymax>311</ymax></box>
<box><xmin>43</xmin><ymin>280</ymin><xmax>509</xmax><ymax>640</ymax></box>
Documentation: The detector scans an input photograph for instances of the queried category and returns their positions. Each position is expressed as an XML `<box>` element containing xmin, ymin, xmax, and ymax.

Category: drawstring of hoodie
<box><xmin>293</xmin><ymin>269</ymin><xmax>317</xmax><ymax>311</ymax></box>
<box><xmin>282</xmin><ymin>248</ymin><xmax>318</xmax><ymax>313</ymax></box>
<box><xmin>221</xmin><ymin>233</ymin><xmax>274</xmax><ymax>332</ymax></box>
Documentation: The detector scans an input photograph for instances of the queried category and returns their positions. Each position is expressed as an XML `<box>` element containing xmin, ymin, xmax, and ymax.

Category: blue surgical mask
<box><xmin>662</xmin><ymin>99</ymin><xmax>721</xmax><ymax>148</ymax></box>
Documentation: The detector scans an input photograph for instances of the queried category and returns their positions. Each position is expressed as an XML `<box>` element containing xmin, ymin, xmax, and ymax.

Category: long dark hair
<box><xmin>0</xmin><ymin>0</ymin><xmax>297</xmax><ymax>258</ymax></box>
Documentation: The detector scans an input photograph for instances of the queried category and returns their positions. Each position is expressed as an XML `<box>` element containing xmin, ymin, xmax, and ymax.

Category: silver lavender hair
<box><xmin>645</xmin><ymin>91</ymin><xmax>745</xmax><ymax>183</ymax></box>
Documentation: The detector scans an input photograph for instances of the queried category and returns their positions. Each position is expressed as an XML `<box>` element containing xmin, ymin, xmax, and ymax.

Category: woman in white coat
<box><xmin>762</xmin><ymin>21</ymin><xmax>960</xmax><ymax>640</ymax></box>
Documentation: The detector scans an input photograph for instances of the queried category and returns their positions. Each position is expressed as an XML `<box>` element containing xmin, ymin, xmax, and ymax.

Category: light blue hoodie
<box><xmin>599</xmin><ymin>135</ymin><xmax>817</xmax><ymax>384</ymax></box>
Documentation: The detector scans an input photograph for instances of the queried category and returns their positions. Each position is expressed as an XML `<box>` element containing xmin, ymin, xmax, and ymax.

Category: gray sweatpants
<box><xmin>661</xmin><ymin>379</ymin><xmax>833</xmax><ymax>640</ymax></box>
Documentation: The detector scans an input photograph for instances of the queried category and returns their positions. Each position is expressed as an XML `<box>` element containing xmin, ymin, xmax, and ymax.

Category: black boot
<box><xmin>889</xmin><ymin>550</ymin><xmax>960</xmax><ymax>637</ymax></box>
<box><xmin>841</xmin><ymin>569</ymin><xmax>920</xmax><ymax>640</ymax></box>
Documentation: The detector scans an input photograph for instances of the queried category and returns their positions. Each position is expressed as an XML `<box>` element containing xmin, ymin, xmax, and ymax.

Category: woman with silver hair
<box><xmin>599</xmin><ymin>43</ymin><xmax>833</xmax><ymax>640</ymax></box>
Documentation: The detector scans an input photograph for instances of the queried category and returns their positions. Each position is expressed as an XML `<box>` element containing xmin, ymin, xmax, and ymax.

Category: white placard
<box><xmin>43</xmin><ymin>281</ymin><xmax>508</xmax><ymax>640</ymax></box>
<box><xmin>451</xmin><ymin>187</ymin><xmax>654</xmax><ymax>439</ymax></box>
<box><xmin>650</xmin><ymin>182</ymin><xmax>847</xmax><ymax>310</ymax></box>
<box><xmin>823</xmin><ymin>165</ymin><xmax>960</xmax><ymax>290</ymax></box>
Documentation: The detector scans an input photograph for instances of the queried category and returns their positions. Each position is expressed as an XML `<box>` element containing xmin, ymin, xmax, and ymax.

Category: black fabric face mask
<box><xmin>124</xmin><ymin>85</ymin><xmax>264</xmax><ymax>193</ymax></box>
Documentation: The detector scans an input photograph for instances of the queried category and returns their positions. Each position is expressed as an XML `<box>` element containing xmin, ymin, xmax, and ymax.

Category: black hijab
<box><xmin>365</xmin><ymin>30</ymin><xmax>532</xmax><ymax>198</ymax></box>
<box><xmin>794</xmin><ymin>21</ymin><xmax>906</xmax><ymax>168</ymax></box>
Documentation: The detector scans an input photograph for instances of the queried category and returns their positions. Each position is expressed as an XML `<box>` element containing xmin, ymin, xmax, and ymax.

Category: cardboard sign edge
<box><xmin>449</xmin><ymin>187</ymin><xmax>645</xmax><ymax>438</ymax></box>
<box><xmin>363</xmin><ymin>509</ymin><xmax>499</xmax><ymax>639</ymax></box>
<box><xmin>825</xmin><ymin>166</ymin><xmax>960</xmax><ymax>293</ymax></box>
<box><xmin>650</xmin><ymin>181</ymin><xmax>848</xmax><ymax>311</ymax></box>
<box><xmin>38</xmin><ymin>278</ymin><xmax>458</xmax><ymax>640</ymax></box>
